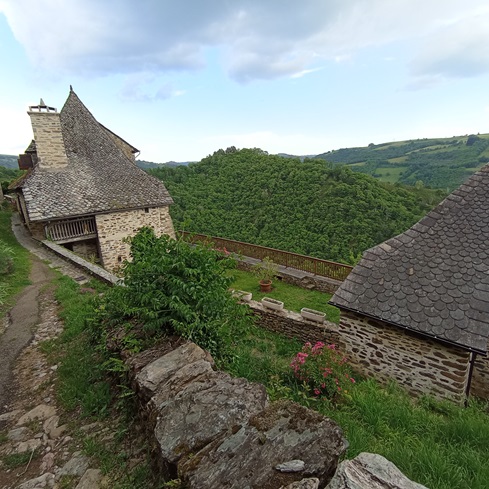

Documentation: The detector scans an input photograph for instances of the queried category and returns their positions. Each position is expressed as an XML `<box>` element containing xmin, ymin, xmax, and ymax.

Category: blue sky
<box><xmin>1</xmin><ymin>0</ymin><xmax>489</xmax><ymax>163</ymax></box>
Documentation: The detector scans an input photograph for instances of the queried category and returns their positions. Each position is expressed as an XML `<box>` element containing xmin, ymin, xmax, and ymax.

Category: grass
<box><xmin>2</xmin><ymin>449</ymin><xmax>40</xmax><ymax>469</ymax></box>
<box><xmin>222</xmin><ymin>324</ymin><xmax>489</xmax><ymax>489</ymax></box>
<box><xmin>229</xmin><ymin>268</ymin><xmax>340</xmax><ymax>323</ymax></box>
<box><xmin>49</xmin><ymin>275</ymin><xmax>165</xmax><ymax>488</ymax></box>
<box><xmin>0</xmin><ymin>206</ymin><xmax>31</xmax><ymax>315</ymax></box>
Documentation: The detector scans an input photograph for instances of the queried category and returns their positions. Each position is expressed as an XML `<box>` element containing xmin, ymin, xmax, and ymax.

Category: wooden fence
<box><xmin>178</xmin><ymin>231</ymin><xmax>353</xmax><ymax>281</ymax></box>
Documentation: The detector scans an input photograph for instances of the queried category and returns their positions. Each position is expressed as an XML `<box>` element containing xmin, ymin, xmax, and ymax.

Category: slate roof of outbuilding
<box><xmin>330</xmin><ymin>165</ymin><xmax>489</xmax><ymax>354</ymax></box>
<box><xmin>16</xmin><ymin>89</ymin><xmax>173</xmax><ymax>221</ymax></box>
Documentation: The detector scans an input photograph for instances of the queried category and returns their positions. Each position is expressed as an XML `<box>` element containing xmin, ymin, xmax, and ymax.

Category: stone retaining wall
<box><xmin>338</xmin><ymin>310</ymin><xmax>471</xmax><ymax>403</ymax></box>
<box><xmin>248</xmin><ymin>300</ymin><xmax>342</xmax><ymax>347</ymax></box>
<box><xmin>125</xmin><ymin>341</ymin><xmax>347</xmax><ymax>488</ymax></box>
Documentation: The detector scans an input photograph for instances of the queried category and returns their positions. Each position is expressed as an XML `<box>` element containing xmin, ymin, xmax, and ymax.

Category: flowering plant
<box><xmin>290</xmin><ymin>341</ymin><xmax>356</xmax><ymax>402</ymax></box>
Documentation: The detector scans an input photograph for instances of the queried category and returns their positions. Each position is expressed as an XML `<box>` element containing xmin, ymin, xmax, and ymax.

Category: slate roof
<box><xmin>16</xmin><ymin>89</ymin><xmax>173</xmax><ymax>221</ymax></box>
<box><xmin>330</xmin><ymin>165</ymin><xmax>489</xmax><ymax>354</ymax></box>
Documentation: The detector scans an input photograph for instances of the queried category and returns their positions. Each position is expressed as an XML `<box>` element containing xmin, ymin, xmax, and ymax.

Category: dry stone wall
<box><xmin>127</xmin><ymin>341</ymin><xmax>348</xmax><ymax>488</ymax></box>
<box><xmin>339</xmin><ymin>310</ymin><xmax>471</xmax><ymax>403</ymax></box>
<box><xmin>95</xmin><ymin>206</ymin><xmax>175</xmax><ymax>270</ymax></box>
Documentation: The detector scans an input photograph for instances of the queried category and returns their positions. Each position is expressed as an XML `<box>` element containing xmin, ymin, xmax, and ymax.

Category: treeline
<box><xmin>150</xmin><ymin>148</ymin><xmax>445</xmax><ymax>264</ymax></box>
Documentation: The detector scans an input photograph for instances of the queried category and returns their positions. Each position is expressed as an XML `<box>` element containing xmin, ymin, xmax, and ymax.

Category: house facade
<box><xmin>330</xmin><ymin>165</ymin><xmax>489</xmax><ymax>403</ymax></box>
<box><xmin>12</xmin><ymin>89</ymin><xmax>175</xmax><ymax>271</ymax></box>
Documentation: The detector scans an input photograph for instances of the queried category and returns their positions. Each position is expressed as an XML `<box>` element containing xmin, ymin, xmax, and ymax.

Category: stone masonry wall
<box><xmin>471</xmin><ymin>354</ymin><xmax>489</xmax><ymax>399</ymax></box>
<box><xmin>248</xmin><ymin>300</ymin><xmax>342</xmax><ymax>347</ymax></box>
<box><xmin>28</xmin><ymin>112</ymin><xmax>68</xmax><ymax>169</ymax></box>
<box><xmin>95</xmin><ymin>207</ymin><xmax>175</xmax><ymax>271</ymax></box>
<box><xmin>339</xmin><ymin>310</ymin><xmax>471</xmax><ymax>403</ymax></box>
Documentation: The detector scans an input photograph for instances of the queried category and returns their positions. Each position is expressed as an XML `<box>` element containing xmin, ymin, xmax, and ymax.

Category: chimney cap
<box><xmin>28</xmin><ymin>99</ymin><xmax>57</xmax><ymax>113</ymax></box>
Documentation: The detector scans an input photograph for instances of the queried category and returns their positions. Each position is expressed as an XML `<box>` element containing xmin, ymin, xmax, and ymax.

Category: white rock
<box><xmin>0</xmin><ymin>409</ymin><xmax>23</xmax><ymax>422</ymax></box>
<box><xmin>276</xmin><ymin>460</ymin><xmax>306</xmax><ymax>473</ymax></box>
<box><xmin>16</xmin><ymin>404</ymin><xmax>56</xmax><ymax>425</ymax></box>
<box><xmin>55</xmin><ymin>452</ymin><xmax>90</xmax><ymax>479</ymax></box>
<box><xmin>16</xmin><ymin>438</ymin><xmax>42</xmax><ymax>453</ymax></box>
<box><xmin>7</xmin><ymin>427</ymin><xmax>32</xmax><ymax>442</ymax></box>
<box><xmin>17</xmin><ymin>472</ymin><xmax>55</xmax><ymax>489</ymax></box>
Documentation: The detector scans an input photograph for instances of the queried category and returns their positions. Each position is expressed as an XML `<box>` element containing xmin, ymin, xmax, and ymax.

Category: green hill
<box><xmin>0</xmin><ymin>154</ymin><xmax>18</xmax><ymax>169</ymax></box>
<box><xmin>150</xmin><ymin>148</ymin><xmax>445</xmax><ymax>264</ymax></box>
<box><xmin>315</xmin><ymin>134</ymin><xmax>489</xmax><ymax>191</ymax></box>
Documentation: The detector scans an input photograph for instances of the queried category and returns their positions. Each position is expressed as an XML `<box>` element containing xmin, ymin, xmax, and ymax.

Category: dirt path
<box><xmin>0</xmin><ymin>258</ymin><xmax>55</xmax><ymax>412</ymax></box>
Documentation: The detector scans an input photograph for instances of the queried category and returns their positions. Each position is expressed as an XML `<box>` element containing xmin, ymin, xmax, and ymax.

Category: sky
<box><xmin>1</xmin><ymin>1</ymin><xmax>489</xmax><ymax>163</ymax></box>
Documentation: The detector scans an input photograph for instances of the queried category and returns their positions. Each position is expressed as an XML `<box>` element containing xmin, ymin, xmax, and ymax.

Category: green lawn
<box><xmin>228</xmin><ymin>268</ymin><xmax>340</xmax><ymax>323</ymax></box>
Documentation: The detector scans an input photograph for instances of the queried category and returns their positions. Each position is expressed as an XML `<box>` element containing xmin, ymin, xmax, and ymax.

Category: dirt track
<box><xmin>0</xmin><ymin>258</ymin><xmax>54</xmax><ymax>413</ymax></box>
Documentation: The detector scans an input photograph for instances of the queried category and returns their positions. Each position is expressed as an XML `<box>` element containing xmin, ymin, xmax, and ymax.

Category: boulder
<box><xmin>326</xmin><ymin>452</ymin><xmax>428</xmax><ymax>489</ymax></box>
<box><xmin>283</xmin><ymin>479</ymin><xmax>320</xmax><ymax>489</ymax></box>
<box><xmin>155</xmin><ymin>370</ymin><xmax>268</xmax><ymax>463</ymax></box>
<box><xmin>179</xmin><ymin>399</ymin><xmax>347</xmax><ymax>489</ymax></box>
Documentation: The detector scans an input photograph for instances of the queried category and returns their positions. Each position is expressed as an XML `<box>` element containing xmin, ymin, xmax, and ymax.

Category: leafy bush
<box><xmin>290</xmin><ymin>341</ymin><xmax>356</xmax><ymax>402</ymax></box>
<box><xmin>99</xmin><ymin>227</ymin><xmax>252</xmax><ymax>359</ymax></box>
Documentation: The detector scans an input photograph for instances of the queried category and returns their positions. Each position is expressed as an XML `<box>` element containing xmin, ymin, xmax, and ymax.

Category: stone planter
<box><xmin>301</xmin><ymin>308</ymin><xmax>325</xmax><ymax>323</ymax></box>
<box><xmin>233</xmin><ymin>290</ymin><xmax>253</xmax><ymax>302</ymax></box>
<box><xmin>262</xmin><ymin>297</ymin><xmax>284</xmax><ymax>311</ymax></box>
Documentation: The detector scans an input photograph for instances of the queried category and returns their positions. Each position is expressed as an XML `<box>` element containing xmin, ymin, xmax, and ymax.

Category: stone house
<box><xmin>330</xmin><ymin>165</ymin><xmax>489</xmax><ymax>403</ymax></box>
<box><xmin>11</xmin><ymin>88</ymin><xmax>175</xmax><ymax>271</ymax></box>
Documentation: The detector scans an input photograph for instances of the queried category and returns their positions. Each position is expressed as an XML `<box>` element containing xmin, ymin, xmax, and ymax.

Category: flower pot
<box><xmin>301</xmin><ymin>307</ymin><xmax>325</xmax><ymax>323</ymax></box>
<box><xmin>259</xmin><ymin>279</ymin><xmax>272</xmax><ymax>293</ymax></box>
<box><xmin>262</xmin><ymin>297</ymin><xmax>284</xmax><ymax>311</ymax></box>
<box><xmin>233</xmin><ymin>290</ymin><xmax>252</xmax><ymax>302</ymax></box>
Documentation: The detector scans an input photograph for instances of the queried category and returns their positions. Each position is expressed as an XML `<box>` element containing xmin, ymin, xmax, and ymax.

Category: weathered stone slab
<box><xmin>55</xmin><ymin>451</ymin><xmax>90</xmax><ymax>480</ymax></box>
<box><xmin>179</xmin><ymin>399</ymin><xmax>347</xmax><ymax>488</ymax></box>
<box><xmin>155</xmin><ymin>370</ymin><xmax>268</xmax><ymax>463</ymax></box>
<box><xmin>75</xmin><ymin>468</ymin><xmax>103</xmax><ymax>489</ymax></box>
<box><xmin>284</xmin><ymin>478</ymin><xmax>320</xmax><ymax>489</ymax></box>
<box><xmin>326</xmin><ymin>452</ymin><xmax>428</xmax><ymax>489</ymax></box>
<box><xmin>136</xmin><ymin>343</ymin><xmax>211</xmax><ymax>399</ymax></box>
<box><xmin>150</xmin><ymin>358</ymin><xmax>215</xmax><ymax>409</ymax></box>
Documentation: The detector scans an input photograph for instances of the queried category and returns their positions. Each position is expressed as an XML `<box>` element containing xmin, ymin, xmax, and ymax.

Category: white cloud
<box><xmin>1</xmin><ymin>0</ymin><xmax>488</xmax><ymax>84</ymax></box>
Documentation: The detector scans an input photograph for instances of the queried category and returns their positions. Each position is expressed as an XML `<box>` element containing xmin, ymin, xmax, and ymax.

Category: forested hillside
<box><xmin>315</xmin><ymin>134</ymin><xmax>489</xmax><ymax>190</ymax></box>
<box><xmin>0</xmin><ymin>154</ymin><xmax>18</xmax><ymax>169</ymax></box>
<box><xmin>150</xmin><ymin>148</ymin><xmax>445</xmax><ymax>264</ymax></box>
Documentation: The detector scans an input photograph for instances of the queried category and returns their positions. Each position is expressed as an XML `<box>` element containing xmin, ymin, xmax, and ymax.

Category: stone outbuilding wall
<box><xmin>471</xmin><ymin>355</ymin><xmax>489</xmax><ymax>399</ymax></box>
<box><xmin>95</xmin><ymin>206</ymin><xmax>175</xmax><ymax>270</ymax></box>
<box><xmin>338</xmin><ymin>310</ymin><xmax>471</xmax><ymax>403</ymax></box>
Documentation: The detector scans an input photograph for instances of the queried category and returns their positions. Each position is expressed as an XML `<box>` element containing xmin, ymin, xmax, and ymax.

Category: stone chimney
<box><xmin>28</xmin><ymin>99</ymin><xmax>68</xmax><ymax>169</ymax></box>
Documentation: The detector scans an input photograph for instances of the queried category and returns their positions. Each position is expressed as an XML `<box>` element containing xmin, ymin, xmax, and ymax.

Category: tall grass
<box><xmin>0</xmin><ymin>206</ymin><xmax>31</xmax><ymax>314</ymax></box>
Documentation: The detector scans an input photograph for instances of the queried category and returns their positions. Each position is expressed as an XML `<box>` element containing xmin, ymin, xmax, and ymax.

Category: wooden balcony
<box><xmin>45</xmin><ymin>217</ymin><xmax>97</xmax><ymax>244</ymax></box>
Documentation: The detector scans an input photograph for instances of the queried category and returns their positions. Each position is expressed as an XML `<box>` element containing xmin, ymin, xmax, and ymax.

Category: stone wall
<box><xmin>72</xmin><ymin>239</ymin><xmax>99</xmax><ymax>261</ymax></box>
<box><xmin>248</xmin><ymin>300</ymin><xmax>341</xmax><ymax>347</ymax></box>
<box><xmin>28</xmin><ymin>112</ymin><xmax>68</xmax><ymax>169</ymax></box>
<box><xmin>95</xmin><ymin>206</ymin><xmax>175</xmax><ymax>271</ymax></box>
<box><xmin>339</xmin><ymin>310</ymin><xmax>471</xmax><ymax>403</ymax></box>
<box><xmin>471</xmin><ymin>354</ymin><xmax>489</xmax><ymax>399</ymax></box>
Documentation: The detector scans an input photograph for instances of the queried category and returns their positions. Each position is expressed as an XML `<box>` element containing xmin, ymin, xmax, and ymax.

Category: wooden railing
<box><xmin>45</xmin><ymin>217</ymin><xmax>97</xmax><ymax>243</ymax></box>
<box><xmin>178</xmin><ymin>231</ymin><xmax>353</xmax><ymax>281</ymax></box>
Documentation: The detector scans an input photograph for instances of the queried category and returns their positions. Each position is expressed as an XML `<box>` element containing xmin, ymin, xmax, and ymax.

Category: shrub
<box><xmin>98</xmin><ymin>227</ymin><xmax>252</xmax><ymax>360</ymax></box>
<box><xmin>290</xmin><ymin>341</ymin><xmax>356</xmax><ymax>402</ymax></box>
